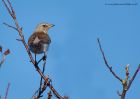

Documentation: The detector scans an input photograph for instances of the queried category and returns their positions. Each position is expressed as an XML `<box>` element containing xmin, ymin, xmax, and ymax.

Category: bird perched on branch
<box><xmin>28</xmin><ymin>23</ymin><xmax>54</xmax><ymax>62</ymax></box>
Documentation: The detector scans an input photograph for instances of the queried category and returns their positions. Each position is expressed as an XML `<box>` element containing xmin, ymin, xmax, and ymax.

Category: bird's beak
<box><xmin>50</xmin><ymin>24</ymin><xmax>55</xmax><ymax>27</ymax></box>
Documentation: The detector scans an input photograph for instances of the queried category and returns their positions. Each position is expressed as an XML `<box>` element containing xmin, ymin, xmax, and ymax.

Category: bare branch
<box><xmin>38</xmin><ymin>56</ymin><xmax>47</xmax><ymax>98</ymax></box>
<box><xmin>3</xmin><ymin>22</ymin><xmax>17</xmax><ymax>31</ymax></box>
<box><xmin>121</xmin><ymin>90</ymin><xmax>126</xmax><ymax>99</ymax></box>
<box><xmin>120</xmin><ymin>65</ymin><xmax>130</xmax><ymax>99</ymax></box>
<box><xmin>2</xmin><ymin>0</ymin><xmax>13</xmax><ymax>18</ymax></box>
<box><xmin>97</xmin><ymin>38</ymin><xmax>122</xmax><ymax>82</ymax></box>
<box><xmin>6</xmin><ymin>0</ymin><xmax>15</xmax><ymax>18</ymax></box>
<box><xmin>121</xmin><ymin>64</ymin><xmax>140</xmax><ymax>99</ymax></box>
<box><xmin>4</xmin><ymin>83</ymin><xmax>10</xmax><ymax>99</ymax></box>
<box><xmin>127</xmin><ymin>64</ymin><xmax>140</xmax><ymax>90</ymax></box>
<box><xmin>48</xmin><ymin>91</ymin><xmax>52</xmax><ymax>99</ymax></box>
<box><xmin>0</xmin><ymin>54</ymin><xmax>6</xmax><ymax>67</ymax></box>
<box><xmin>16</xmin><ymin>38</ymin><xmax>22</xmax><ymax>41</ymax></box>
<box><xmin>0</xmin><ymin>49</ymin><xmax>10</xmax><ymax>67</ymax></box>
<box><xmin>48</xmin><ymin>82</ymin><xmax>64</xmax><ymax>99</ymax></box>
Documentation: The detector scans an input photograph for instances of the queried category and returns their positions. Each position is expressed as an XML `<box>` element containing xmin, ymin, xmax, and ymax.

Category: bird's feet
<box><xmin>42</xmin><ymin>55</ymin><xmax>46</xmax><ymax>61</ymax></box>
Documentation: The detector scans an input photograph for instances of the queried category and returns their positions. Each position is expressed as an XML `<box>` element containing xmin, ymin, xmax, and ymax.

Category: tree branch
<box><xmin>127</xmin><ymin>64</ymin><xmax>140</xmax><ymax>90</ymax></box>
<box><xmin>48</xmin><ymin>91</ymin><xmax>52</xmax><ymax>99</ymax></box>
<box><xmin>4</xmin><ymin>83</ymin><xmax>10</xmax><ymax>99</ymax></box>
<box><xmin>48</xmin><ymin>82</ymin><xmax>64</xmax><ymax>99</ymax></box>
<box><xmin>37</xmin><ymin>56</ymin><xmax>47</xmax><ymax>98</ymax></box>
<box><xmin>3</xmin><ymin>22</ymin><xmax>17</xmax><ymax>31</ymax></box>
<box><xmin>0</xmin><ymin>48</ymin><xmax>10</xmax><ymax>68</ymax></box>
<box><xmin>97</xmin><ymin>38</ymin><xmax>122</xmax><ymax>82</ymax></box>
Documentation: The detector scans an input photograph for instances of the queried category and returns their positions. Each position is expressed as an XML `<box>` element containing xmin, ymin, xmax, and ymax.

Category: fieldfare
<box><xmin>28</xmin><ymin>23</ymin><xmax>54</xmax><ymax>62</ymax></box>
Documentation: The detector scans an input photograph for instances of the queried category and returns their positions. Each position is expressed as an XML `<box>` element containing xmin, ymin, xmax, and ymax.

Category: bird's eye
<box><xmin>42</xmin><ymin>25</ymin><xmax>46</xmax><ymax>27</ymax></box>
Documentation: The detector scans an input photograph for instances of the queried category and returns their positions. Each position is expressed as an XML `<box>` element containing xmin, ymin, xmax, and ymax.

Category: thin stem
<box><xmin>3</xmin><ymin>22</ymin><xmax>17</xmax><ymax>31</ymax></box>
<box><xmin>127</xmin><ymin>64</ymin><xmax>140</xmax><ymax>90</ymax></box>
<box><xmin>4</xmin><ymin>83</ymin><xmax>10</xmax><ymax>99</ymax></box>
<box><xmin>97</xmin><ymin>38</ymin><xmax>122</xmax><ymax>82</ymax></box>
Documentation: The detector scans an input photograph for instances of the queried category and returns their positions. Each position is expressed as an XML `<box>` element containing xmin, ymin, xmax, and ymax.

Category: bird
<box><xmin>28</xmin><ymin>23</ymin><xmax>54</xmax><ymax>62</ymax></box>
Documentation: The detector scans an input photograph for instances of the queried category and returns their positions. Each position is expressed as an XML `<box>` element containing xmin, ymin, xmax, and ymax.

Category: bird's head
<box><xmin>35</xmin><ymin>23</ymin><xmax>55</xmax><ymax>33</ymax></box>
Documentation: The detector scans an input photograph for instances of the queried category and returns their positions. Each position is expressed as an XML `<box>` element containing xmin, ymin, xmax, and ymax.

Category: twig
<box><xmin>127</xmin><ymin>64</ymin><xmax>140</xmax><ymax>90</ymax></box>
<box><xmin>32</xmin><ymin>76</ymin><xmax>50</xmax><ymax>99</ymax></box>
<box><xmin>39</xmin><ymin>81</ymin><xmax>48</xmax><ymax>96</ymax></box>
<box><xmin>48</xmin><ymin>82</ymin><xmax>64</xmax><ymax>99</ymax></box>
<box><xmin>4</xmin><ymin>83</ymin><xmax>10</xmax><ymax>99</ymax></box>
<box><xmin>0</xmin><ymin>49</ymin><xmax>10</xmax><ymax>67</ymax></box>
<box><xmin>0</xmin><ymin>54</ymin><xmax>6</xmax><ymax>67</ymax></box>
<box><xmin>31</xmin><ymin>90</ymin><xmax>39</xmax><ymax>99</ymax></box>
<box><xmin>3</xmin><ymin>22</ymin><xmax>17</xmax><ymax>31</ymax></box>
<box><xmin>38</xmin><ymin>55</ymin><xmax>47</xmax><ymax>98</ymax></box>
<box><xmin>33</xmin><ymin>78</ymin><xmax>50</xmax><ymax>99</ymax></box>
<box><xmin>97</xmin><ymin>38</ymin><xmax>122</xmax><ymax>82</ymax></box>
<box><xmin>48</xmin><ymin>91</ymin><xmax>52</xmax><ymax>99</ymax></box>
<box><xmin>121</xmin><ymin>65</ymin><xmax>129</xmax><ymax>99</ymax></box>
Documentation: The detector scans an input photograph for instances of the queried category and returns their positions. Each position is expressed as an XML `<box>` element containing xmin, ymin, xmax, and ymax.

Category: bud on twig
<box><xmin>4</xmin><ymin>49</ymin><xmax>10</xmax><ymax>55</ymax></box>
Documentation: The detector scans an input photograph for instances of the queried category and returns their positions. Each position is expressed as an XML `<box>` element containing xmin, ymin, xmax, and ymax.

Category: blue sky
<box><xmin>0</xmin><ymin>0</ymin><xmax>140</xmax><ymax>99</ymax></box>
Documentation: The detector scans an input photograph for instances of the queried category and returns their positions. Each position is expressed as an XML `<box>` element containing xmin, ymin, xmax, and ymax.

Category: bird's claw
<box><xmin>42</xmin><ymin>55</ymin><xmax>46</xmax><ymax>61</ymax></box>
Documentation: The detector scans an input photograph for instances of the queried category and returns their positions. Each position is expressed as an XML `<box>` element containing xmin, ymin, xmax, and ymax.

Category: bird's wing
<box><xmin>28</xmin><ymin>33</ymin><xmax>37</xmax><ymax>45</ymax></box>
<box><xmin>38</xmin><ymin>32</ymin><xmax>51</xmax><ymax>44</ymax></box>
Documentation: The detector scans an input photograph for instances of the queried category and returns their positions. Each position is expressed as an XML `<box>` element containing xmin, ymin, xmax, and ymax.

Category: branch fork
<box><xmin>98</xmin><ymin>38</ymin><xmax>140</xmax><ymax>99</ymax></box>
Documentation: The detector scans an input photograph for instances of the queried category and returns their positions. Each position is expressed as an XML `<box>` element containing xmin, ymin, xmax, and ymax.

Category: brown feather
<box><xmin>28</xmin><ymin>32</ymin><xmax>51</xmax><ymax>54</ymax></box>
<box><xmin>28</xmin><ymin>32</ymin><xmax>51</xmax><ymax>45</ymax></box>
